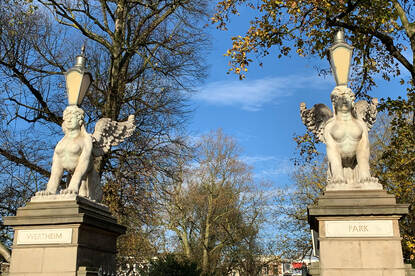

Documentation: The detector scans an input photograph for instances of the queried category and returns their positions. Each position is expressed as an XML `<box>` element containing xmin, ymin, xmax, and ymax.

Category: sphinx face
<box><xmin>335</xmin><ymin>96</ymin><xmax>353</xmax><ymax>113</ymax></box>
<box><xmin>64</xmin><ymin>113</ymin><xmax>82</xmax><ymax>130</ymax></box>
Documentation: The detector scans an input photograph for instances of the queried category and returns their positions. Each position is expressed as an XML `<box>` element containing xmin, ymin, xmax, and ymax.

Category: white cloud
<box><xmin>194</xmin><ymin>75</ymin><xmax>330</xmax><ymax>111</ymax></box>
<box><xmin>241</xmin><ymin>155</ymin><xmax>278</xmax><ymax>165</ymax></box>
<box><xmin>258</xmin><ymin>162</ymin><xmax>294</xmax><ymax>178</ymax></box>
<box><xmin>241</xmin><ymin>154</ymin><xmax>294</xmax><ymax>181</ymax></box>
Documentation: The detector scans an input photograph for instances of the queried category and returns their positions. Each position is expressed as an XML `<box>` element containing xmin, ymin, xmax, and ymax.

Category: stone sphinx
<box><xmin>300</xmin><ymin>86</ymin><xmax>382</xmax><ymax>190</ymax></box>
<box><xmin>36</xmin><ymin>105</ymin><xmax>135</xmax><ymax>201</ymax></box>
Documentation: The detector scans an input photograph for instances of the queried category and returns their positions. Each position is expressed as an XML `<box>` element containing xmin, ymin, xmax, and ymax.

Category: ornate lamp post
<box><xmin>2</xmin><ymin>44</ymin><xmax>134</xmax><ymax>276</ymax></box>
<box><xmin>302</xmin><ymin>28</ymin><xmax>409</xmax><ymax>276</ymax></box>
<box><xmin>65</xmin><ymin>46</ymin><xmax>92</xmax><ymax>106</ymax></box>
<box><xmin>329</xmin><ymin>29</ymin><xmax>354</xmax><ymax>87</ymax></box>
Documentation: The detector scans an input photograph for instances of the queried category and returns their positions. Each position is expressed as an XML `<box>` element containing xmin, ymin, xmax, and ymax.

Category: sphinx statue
<box><xmin>300</xmin><ymin>86</ymin><xmax>382</xmax><ymax>191</ymax></box>
<box><xmin>36</xmin><ymin>105</ymin><xmax>135</xmax><ymax>201</ymax></box>
<box><xmin>33</xmin><ymin>47</ymin><xmax>136</xmax><ymax>202</ymax></box>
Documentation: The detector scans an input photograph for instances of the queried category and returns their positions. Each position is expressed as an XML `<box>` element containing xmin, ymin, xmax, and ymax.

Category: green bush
<box><xmin>144</xmin><ymin>254</ymin><xmax>201</xmax><ymax>276</ymax></box>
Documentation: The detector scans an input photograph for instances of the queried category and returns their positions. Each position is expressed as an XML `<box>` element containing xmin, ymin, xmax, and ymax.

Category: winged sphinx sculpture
<box><xmin>36</xmin><ymin>105</ymin><xmax>135</xmax><ymax>201</ymax></box>
<box><xmin>300</xmin><ymin>86</ymin><xmax>382</xmax><ymax>190</ymax></box>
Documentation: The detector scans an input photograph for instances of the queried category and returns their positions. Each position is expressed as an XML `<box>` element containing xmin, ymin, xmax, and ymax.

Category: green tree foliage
<box><xmin>142</xmin><ymin>254</ymin><xmax>201</xmax><ymax>276</ymax></box>
<box><xmin>371</xmin><ymin>115</ymin><xmax>415</xmax><ymax>263</ymax></box>
<box><xmin>0</xmin><ymin>0</ymin><xmax>209</xmax><ymax>263</ymax></box>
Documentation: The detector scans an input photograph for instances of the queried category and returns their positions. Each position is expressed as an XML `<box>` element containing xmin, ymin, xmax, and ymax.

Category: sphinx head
<box><xmin>62</xmin><ymin>105</ymin><xmax>85</xmax><ymax>134</ymax></box>
<box><xmin>330</xmin><ymin>86</ymin><xmax>355</xmax><ymax>114</ymax></box>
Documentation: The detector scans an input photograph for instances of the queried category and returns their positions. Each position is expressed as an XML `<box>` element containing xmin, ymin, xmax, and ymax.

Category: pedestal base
<box><xmin>308</xmin><ymin>190</ymin><xmax>409</xmax><ymax>276</ymax></box>
<box><xmin>4</xmin><ymin>196</ymin><xmax>126</xmax><ymax>276</ymax></box>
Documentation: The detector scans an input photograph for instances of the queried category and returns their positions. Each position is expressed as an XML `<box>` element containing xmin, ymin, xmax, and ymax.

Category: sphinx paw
<box><xmin>36</xmin><ymin>190</ymin><xmax>54</xmax><ymax>196</ymax></box>
<box><xmin>330</xmin><ymin>176</ymin><xmax>346</xmax><ymax>185</ymax></box>
<box><xmin>60</xmin><ymin>188</ymin><xmax>78</xmax><ymax>195</ymax></box>
<box><xmin>359</xmin><ymin>176</ymin><xmax>378</xmax><ymax>183</ymax></box>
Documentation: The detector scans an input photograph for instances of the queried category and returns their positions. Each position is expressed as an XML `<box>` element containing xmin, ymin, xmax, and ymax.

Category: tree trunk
<box><xmin>181</xmin><ymin>231</ymin><xmax>191</xmax><ymax>259</ymax></box>
<box><xmin>202</xmin><ymin>193</ymin><xmax>213</xmax><ymax>274</ymax></box>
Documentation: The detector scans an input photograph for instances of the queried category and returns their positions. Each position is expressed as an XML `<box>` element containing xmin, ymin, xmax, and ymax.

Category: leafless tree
<box><xmin>162</xmin><ymin>130</ymin><xmax>266</xmax><ymax>275</ymax></box>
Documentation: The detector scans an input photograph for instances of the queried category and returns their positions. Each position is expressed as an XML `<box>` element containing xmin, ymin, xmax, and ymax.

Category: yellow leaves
<box><xmin>214</xmin><ymin>0</ymin><xmax>407</xmax><ymax>82</ymax></box>
<box><xmin>404</xmin><ymin>235</ymin><xmax>415</xmax><ymax>261</ymax></box>
<box><xmin>224</xmin><ymin>33</ymin><xmax>255</xmax><ymax>78</ymax></box>
<box><xmin>211</xmin><ymin>0</ymin><xmax>244</xmax><ymax>30</ymax></box>
<box><xmin>290</xmin><ymin>1</ymin><xmax>297</xmax><ymax>9</ymax></box>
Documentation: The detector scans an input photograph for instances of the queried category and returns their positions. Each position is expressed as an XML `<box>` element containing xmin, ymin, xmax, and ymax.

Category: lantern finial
<box><xmin>334</xmin><ymin>29</ymin><xmax>345</xmax><ymax>44</ymax></box>
<box><xmin>329</xmin><ymin>29</ymin><xmax>354</xmax><ymax>86</ymax></box>
<box><xmin>65</xmin><ymin>46</ymin><xmax>92</xmax><ymax>106</ymax></box>
<box><xmin>74</xmin><ymin>45</ymin><xmax>86</xmax><ymax>70</ymax></box>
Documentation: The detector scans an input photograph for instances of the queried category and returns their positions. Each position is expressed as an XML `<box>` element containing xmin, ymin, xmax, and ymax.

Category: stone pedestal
<box><xmin>4</xmin><ymin>195</ymin><xmax>126</xmax><ymax>276</ymax></box>
<box><xmin>308</xmin><ymin>190</ymin><xmax>409</xmax><ymax>276</ymax></box>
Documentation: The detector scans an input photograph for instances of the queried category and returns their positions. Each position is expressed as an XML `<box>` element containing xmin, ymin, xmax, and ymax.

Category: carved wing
<box><xmin>92</xmin><ymin>115</ymin><xmax>136</xmax><ymax>156</ymax></box>
<box><xmin>354</xmin><ymin>98</ymin><xmax>378</xmax><ymax>131</ymax></box>
<box><xmin>300</xmin><ymin>103</ymin><xmax>333</xmax><ymax>143</ymax></box>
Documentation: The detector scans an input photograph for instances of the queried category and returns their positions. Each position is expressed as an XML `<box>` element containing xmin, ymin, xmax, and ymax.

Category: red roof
<box><xmin>292</xmin><ymin>262</ymin><xmax>304</xmax><ymax>269</ymax></box>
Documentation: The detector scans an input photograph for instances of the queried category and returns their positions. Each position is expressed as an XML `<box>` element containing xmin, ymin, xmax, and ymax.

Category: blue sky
<box><xmin>188</xmin><ymin>8</ymin><xmax>409</xmax><ymax>188</ymax></box>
